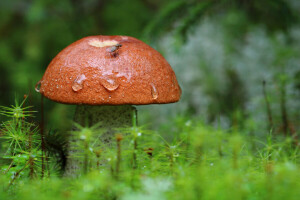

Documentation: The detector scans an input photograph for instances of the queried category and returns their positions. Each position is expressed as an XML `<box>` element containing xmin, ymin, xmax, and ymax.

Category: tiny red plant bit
<box><xmin>116</xmin><ymin>133</ymin><xmax>123</xmax><ymax>142</ymax></box>
<box><xmin>93</xmin><ymin>149</ymin><xmax>102</xmax><ymax>169</ymax></box>
<box><xmin>23</xmin><ymin>94</ymin><xmax>28</xmax><ymax>105</ymax></box>
<box><xmin>144</xmin><ymin>147</ymin><xmax>154</xmax><ymax>158</ymax></box>
<box><xmin>144</xmin><ymin>147</ymin><xmax>154</xmax><ymax>171</ymax></box>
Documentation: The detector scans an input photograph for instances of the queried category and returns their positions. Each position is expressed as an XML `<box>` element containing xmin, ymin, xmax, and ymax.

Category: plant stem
<box><xmin>233</xmin><ymin>149</ymin><xmax>238</xmax><ymax>169</ymax></box>
<box><xmin>145</xmin><ymin>148</ymin><xmax>153</xmax><ymax>170</ymax></box>
<box><xmin>133</xmin><ymin>139</ymin><xmax>137</xmax><ymax>170</ymax></box>
<box><xmin>40</xmin><ymin>95</ymin><xmax>45</xmax><ymax>178</ymax></box>
<box><xmin>7</xmin><ymin>160</ymin><xmax>30</xmax><ymax>188</ymax></box>
<box><xmin>115</xmin><ymin>134</ymin><xmax>123</xmax><ymax>179</ymax></box>
<box><xmin>96</xmin><ymin>159</ymin><xmax>100</xmax><ymax>170</ymax></box>
<box><xmin>116</xmin><ymin>141</ymin><xmax>121</xmax><ymax>176</ymax></box>
<box><xmin>83</xmin><ymin>142</ymin><xmax>88</xmax><ymax>174</ymax></box>
<box><xmin>3</xmin><ymin>160</ymin><xmax>14</xmax><ymax>174</ymax></box>
<box><xmin>28</xmin><ymin>131</ymin><xmax>34</xmax><ymax>179</ymax></box>
<box><xmin>279</xmin><ymin>79</ymin><xmax>289</xmax><ymax>136</ymax></box>
<box><xmin>169</xmin><ymin>150</ymin><xmax>174</xmax><ymax>173</ymax></box>
<box><xmin>94</xmin><ymin>150</ymin><xmax>101</xmax><ymax>170</ymax></box>
<box><xmin>45</xmin><ymin>152</ymin><xmax>50</xmax><ymax>177</ymax></box>
<box><xmin>132</xmin><ymin>110</ymin><xmax>138</xmax><ymax>170</ymax></box>
<box><xmin>262</xmin><ymin>80</ymin><xmax>273</xmax><ymax>131</ymax></box>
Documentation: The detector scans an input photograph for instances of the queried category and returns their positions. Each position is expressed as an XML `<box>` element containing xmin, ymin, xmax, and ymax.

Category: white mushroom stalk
<box><xmin>65</xmin><ymin>105</ymin><xmax>136</xmax><ymax>176</ymax></box>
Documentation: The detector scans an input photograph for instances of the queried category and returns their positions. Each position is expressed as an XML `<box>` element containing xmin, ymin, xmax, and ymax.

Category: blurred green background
<box><xmin>0</xmin><ymin>0</ymin><xmax>299</xmax><ymax>137</ymax></box>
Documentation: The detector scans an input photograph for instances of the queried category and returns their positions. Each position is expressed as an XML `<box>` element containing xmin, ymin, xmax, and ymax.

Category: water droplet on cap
<box><xmin>101</xmin><ymin>78</ymin><xmax>119</xmax><ymax>91</ymax></box>
<box><xmin>72</xmin><ymin>74</ymin><xmax>86</xmax><ymax>92</ymax></box>
<box><xmin>72</xmin><ymin>83</ymin><xmax>82</xmax><ymax>92</ymax></box>
<box><xmin>151</xmin><ymin>83</ymin><xmax>158</xmax><ymax>100</ymax></box>
<box><xmin>35</xmin><ymin>81</ymin><xmax>42</xmax><ymax>93</ymax></box>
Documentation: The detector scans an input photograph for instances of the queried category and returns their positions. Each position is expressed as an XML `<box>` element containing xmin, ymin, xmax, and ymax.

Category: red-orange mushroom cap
<box><xmin>36</xmin><ymin>35</ymin><xmax>181</xmax><ymax>105</ymax></box>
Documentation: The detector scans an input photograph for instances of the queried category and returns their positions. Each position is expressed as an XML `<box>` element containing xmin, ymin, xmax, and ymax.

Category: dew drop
<box><xmin>72</xmin><ymin>74</ymin><xmax>86</xmax><ymax>92</ymax></box>
<box><xmin>101</xmin><ymin>78</ymin><xmax>119</xmax><ymax>91</ymax></box>
<box><xmin>151</xmin><ymin>83</ymin><xmax>158</xmax><ymax>100</ymax></box>
<box><xmin>35</xmin><ymin>81</ymin><xmax>42</xmax><ymax>93</ymax></box>
<box><xmin>72</xmin><ymin>83</ymin><xmax>82</xmax><ymax>92</ymax></box>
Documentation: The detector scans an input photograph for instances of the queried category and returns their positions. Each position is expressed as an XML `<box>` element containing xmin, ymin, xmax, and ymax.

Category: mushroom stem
<box><xmin>64</xmin><ymin>105</ymin><xmax>136</xmax><ymax>176</ymax></box>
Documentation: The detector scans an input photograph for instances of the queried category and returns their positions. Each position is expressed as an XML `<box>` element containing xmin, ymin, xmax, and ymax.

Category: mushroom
<box><xmin>35</xmin><ymin>35</ymin><xmax>181</xmax><ymax>175</ymax></box>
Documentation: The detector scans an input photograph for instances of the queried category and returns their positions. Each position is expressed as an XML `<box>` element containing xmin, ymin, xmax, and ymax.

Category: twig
<box><xmin>7</xmin><ymin>160</ymin><xmax>30</xmax><ymax>188</ymax></box>
<box><xmin>3</xmin><ymin>160</ymin><xmax>14</xmax><ymax>174</ymax></box>
<box><xmin>279</xmin><ymin>79</ymin><xmax>289</xmax><ymax>136</ymax></box>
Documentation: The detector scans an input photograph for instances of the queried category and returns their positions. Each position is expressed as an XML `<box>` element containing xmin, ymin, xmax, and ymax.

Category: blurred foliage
<box><xmin>0</xmin><ymin>0</ymin><xmax>300</xmax><ymax>137</ymax></box>
<box><xmin>139</xmin><ymin>0</ymin><xmax>300</xmax><ymax>139</ymax></box>
<box><xmin>144</xmin><ymin>0</ymin><xmax>298</xmax><ymax>43</ymax></box>
<box><xmin>0</xmin><ymin>113</ymin><xmax>299</xmax><ymax>199</ymax></box>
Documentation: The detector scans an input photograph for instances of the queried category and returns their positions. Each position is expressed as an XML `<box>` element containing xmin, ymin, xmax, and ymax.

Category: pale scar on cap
<box><xmin>88</xmin><ymin>39</ymin><xmax>119</xmax><ymax>48</ymax></box>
